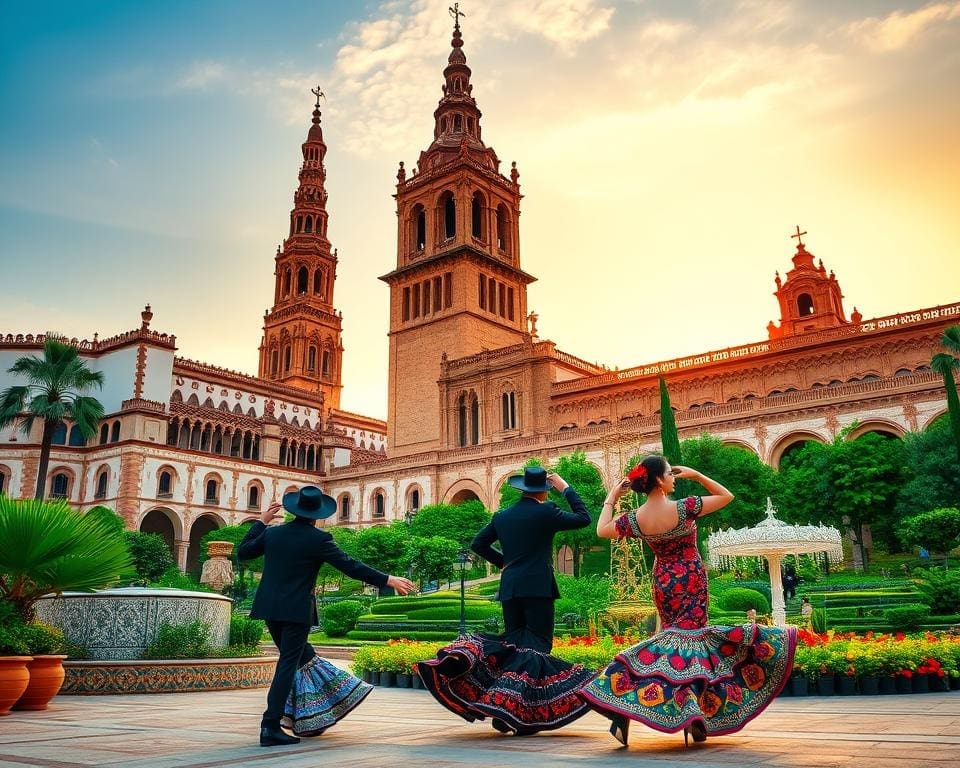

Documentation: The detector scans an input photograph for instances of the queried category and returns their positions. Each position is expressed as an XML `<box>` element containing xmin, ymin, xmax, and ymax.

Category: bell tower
<box><xmin>768</xmin><ymin>227</ymin><xmax>850</xmax><ymax>339</ymax></box>
<box><xmin>259</xmin><ymin>89</ymin><xmax>344</xmax><ymax>409</ymax></box>
<box><xmin>381</xmin><ymin>14</ymin><xmax>535</xmax><ymax>455</ymax></box>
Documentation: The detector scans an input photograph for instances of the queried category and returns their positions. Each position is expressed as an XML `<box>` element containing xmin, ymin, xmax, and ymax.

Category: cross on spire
<box><xmin>791</xmin><ymin>225</ymin><xmax>807</xmax><ymax>248</ymax></box>
<box><xmin>449</xmin><ymin>2</ymin><xmax>465</xmax><ymax>30</ymax></box>
<box><xmin>311</xmin><ymin>86</ymin><xmax>325</xmax><ymax>109</ymax></box>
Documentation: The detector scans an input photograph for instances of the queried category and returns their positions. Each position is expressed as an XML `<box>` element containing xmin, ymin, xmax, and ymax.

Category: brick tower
<box><xmin>381</xmin><ymin>15</ymin><xmax>535</xmax><ymax>455</ymax></box>
<box><xmin>259</xmin><ymin>89</ymin><xmax>344</xmax><ymax>409</ymax></box>
<box><xmin>768</xmin><ymin>227</ymin><xmax>850</xmax><ymax>339</ymax></box>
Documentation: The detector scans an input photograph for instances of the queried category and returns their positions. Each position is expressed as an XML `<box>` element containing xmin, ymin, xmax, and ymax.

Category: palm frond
<box><xmin>66</xmin><ymin>396</ymin><xmax>106</xmax><ymax>438</ymax></box>
<box><xmin>0</xmin><ymin>386</ymin><xmax>29</xmax><ymax>429</ymax></box>
<box><xmin>941</xmin><ymin>325</ymin><xmax>960</xmax><ymax>356</ymax></box>
<box><xmin>932</xmin><ymin>353</ymin><xmax>960</xmax><ymax>375</ymax></box>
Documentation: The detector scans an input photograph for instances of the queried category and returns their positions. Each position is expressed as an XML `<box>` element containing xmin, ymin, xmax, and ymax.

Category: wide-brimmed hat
<box><xmin>282</xmin><ymin>485</ymin><xmax>337</xmax><ymax>520</ymax></box>
<box><xmin>507</xmin><ymin>466</ymin><xmax>551</xmax><ymax>493</ymax></box>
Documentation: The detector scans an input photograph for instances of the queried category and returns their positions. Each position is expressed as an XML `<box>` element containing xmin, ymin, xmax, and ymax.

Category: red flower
<box><xmin>725</xmin><ymin>683</ymin><xmax>743</xmax><ymax>704</ymax></box>
<box><xmin>719</xmin><ymin>642</ymin><xmax>736</xmax><ymax>657</ymax></box>
<box><xmin>670</xmin><ymin>654</ymin><xmax>687</xmax><ymax>671</ymax></box>
<box><xmin>638</xmin><ymin>648</ymin><xmax>658</xmax><ymax>665</ymax></box>
<box><xmin>684</xmin><ymin>496</ymin><xmax>697</xmax><ymax>512</ymax></box>
<box><xmin>727</xmin><ymin>626</ymin><xmax>744</xmax><ymax>643</ymax></box>
<box><xmin>628</xmin><ymin>464</ymin><xmax>648</xmax><ymax>482</ymax></box>
<box><xmin>673</xmin><ymin>688</ymin><xmax>689</xmax><ymax>707</ymax></box>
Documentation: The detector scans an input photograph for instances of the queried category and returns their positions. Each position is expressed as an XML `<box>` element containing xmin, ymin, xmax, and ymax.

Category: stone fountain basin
<box><xmin>35</xmin><ymin>587</ymin><xmax>232</xmax><ymax>661</ymax></box>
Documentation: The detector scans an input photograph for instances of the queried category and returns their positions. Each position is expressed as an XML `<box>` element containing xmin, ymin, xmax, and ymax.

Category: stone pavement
<box><xmin>2</xmin><ymin>685</ymin><xmax>959</xmax><ymax>768</ymax></box>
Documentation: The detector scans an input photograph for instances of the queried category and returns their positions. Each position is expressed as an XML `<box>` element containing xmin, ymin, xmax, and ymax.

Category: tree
<box><xmin>0</xmin><ymin>337</ymin><xmax>105</xmax><ymax>499</ymax></box>
<box><xmin>354</xmin><ymin>521</ymin><xmax>410</xmax><ymax>576</ymax></box>
<box><xmin>932</xmin><ymin>324</ymin><xmax>960</xmax><ymax>463</ymax></box>
<box><xmin>679</xmin><ymin>434</ymin><xmax>775</xmax><ymax>530</ymax></box>
<box><xmin>125</xmin><ymin>531</ymin><xmax>176</xmax><ymax>583</ymax></box>
<box><xmin>498</xmin><ymin>452</ymin><xmax>605</xmax><ymax>578</ymax></box>
<box><xmin>0</xmin><ymin>497</ymin><xmax>134</xmax><ymax>620</ymax></box>
<box><xmin>407</xmin><ymin>535</ymin><xmax>460</xmax><ymax>588</ymax></box>
<box><xmin>771</xmin><ymin>440</ymin><xmax>832</xmax><ymax>525</ymax></box>
<box><xmin>659</xmin><ymin>377</ymin><xmax>696</xmax><ymax>499</ymax></box>
<box><xmin>85</xmin><ymin>505</ymin><xmax>126</xmax><ymax>535</ymax></box>
<box><xmin>897</xmin><ymin>508</ymin><xmax>960</xmax><ymax>565</ymax></box>
<box><xmin>893</xmin><ymin>417</ymin><xmax>960</xmax><ymax>532</ymax></box>
<box><xmin>198</xmin><ymin>523</ymin><xmax>263</xmax><ymax>573</ymax></box>
<box><xmin>408</xmin><ymin>499</ymin><xmax>491</xmax><ymax>546</ymax></box>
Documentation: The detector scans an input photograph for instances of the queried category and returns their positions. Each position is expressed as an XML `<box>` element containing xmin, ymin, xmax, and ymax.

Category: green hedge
<box><xmin>718</xmin><ymin>588</ymin><xmax>771</xmax><ymax>615</ymax></box>
<box><xmin>369</xmin><ymin>596</ymin><xmax>492</xmax><ymax>615</ymax></box>
<box><xmin>405</xmin><ymin>605</ymin><xmax>502</xmax><ymax>621</ymax></box>
<box><xmin>346</xmin><ymin>630</ymin><xmax>459</xmax><ymax>641</ymax></box>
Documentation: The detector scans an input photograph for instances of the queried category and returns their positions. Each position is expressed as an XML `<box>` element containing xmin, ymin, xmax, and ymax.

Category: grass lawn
<box><xmin>307</xmin><ymin>632</ymin><xmax>385</xmax><ymax>646</ymax></box>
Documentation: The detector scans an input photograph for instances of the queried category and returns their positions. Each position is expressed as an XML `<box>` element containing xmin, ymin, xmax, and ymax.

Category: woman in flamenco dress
<box><xmin>415</xmin><ymin>467</ymin><xmax>596</xmax><ymax>735</ymax></box>
<box><xmin>579</xmin><ymin>456</ymin><xmax>796</xmax><ymax>747</ymax></box>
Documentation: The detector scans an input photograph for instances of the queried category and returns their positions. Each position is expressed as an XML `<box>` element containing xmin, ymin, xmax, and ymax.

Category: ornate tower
<box><xmin>259</xmin><ymin>90</ymin><xmax>344</xmax><ymax>408</ymax></box>
<box><xmin>768</xmin><ymin>228</ymin><xmax>849</xmax><ymax>339</ymax></box>
<box><xmin>380</xmin><ymin>15</ymin><xmax>535</xmax><ymax>456</ymax></box>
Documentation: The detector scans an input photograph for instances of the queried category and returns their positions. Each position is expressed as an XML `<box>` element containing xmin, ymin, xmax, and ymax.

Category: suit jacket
<box><xmin>471</xmin><ymin>487</ymin><xmax>591</xmax><ymax>601</ymax></box>
<box><xmin>238</xmin><ymin>518</ymin><xmax>389</xmax><ymax>625</ymax></box>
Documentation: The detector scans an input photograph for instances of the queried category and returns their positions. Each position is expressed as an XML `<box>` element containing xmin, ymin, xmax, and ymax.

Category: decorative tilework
<box><xmin>60</xmin><ymin>658</ymin><xmax>275</xmax><ymax>694</ymax></box>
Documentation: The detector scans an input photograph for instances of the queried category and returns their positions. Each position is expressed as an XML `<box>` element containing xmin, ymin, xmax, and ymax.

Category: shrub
<box><xmin>125</xmin><ymin>531</ymin><xmax>176</xmax><ymax>583</ymax></box>
<box><xmin>555</xmin><ymin>574</ymin><xmax>611</xmax><ymax>622</ymax></box>
<box><xmin>884</xmin><ymin>604</ymin><xmax>931</xmax><ymax>630</ymax></box>
<box><xmin>811</xmin><ymin>608</ymin><xmax>827</xmax><ymax>633</ymax></box>
<box><xmin>917</xmin><ymin>568</ymin><xmax>960</xmax><ymax>615</ymax></box>
<box><xmin>151</xmin><ymin>567</ymin><xmax>215</xmax><ymax>592</ymax></box>
<box><xmin>346</xmin><ymin>630</ymin><xmax>459</xmax><ymax>641</ymax></box>
<box><xmin>229</xmin><ymin>614</ymin><xmax>265</xmax><ymax>647</ymax></box>
<box><xmin>21</xmin><ymin>621</ymin><xmax>65</xmax><ymax>654</ymax></box>
<box><xmin>718</xmin><ymin>587</ymin><xmax>771</xmax><ymax>615</ymax></box>
<box><xmin>142</xmin><ymin>620</ymin><xmax>211</xmax><ymax>659</ymax></box>
<box><xmin>322</xmin><ymin>600</ymin><xmax>365</xmax><ymax>637</ymax></box>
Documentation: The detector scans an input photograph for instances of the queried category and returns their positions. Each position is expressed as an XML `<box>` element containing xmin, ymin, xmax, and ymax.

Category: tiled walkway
<box><xmin>3</xmin><ymin>686</ymin><xmax>959</xmax><ymax>768</ymax></box>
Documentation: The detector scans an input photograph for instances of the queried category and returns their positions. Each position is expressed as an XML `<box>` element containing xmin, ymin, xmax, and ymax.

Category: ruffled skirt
<box><xmin>579</xmin><ymin>624</ymin><xmax>796</xmax><ymax>736</ymax></box>
<box><xmin>281</xmin><ymin>655</ymin><xmax>373</xmax><ymax>736</ymax></box>
<box><xmin>415</xmin><ymin>632</ymin><xmax>596</xmax><ymax>733</ymax></box>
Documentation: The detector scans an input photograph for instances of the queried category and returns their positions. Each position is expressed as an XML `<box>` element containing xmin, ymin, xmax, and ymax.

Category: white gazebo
<box><xmin>707</xmin><ymin>498</ymin><xmax>844</xmax><ymax>626</ymax></box>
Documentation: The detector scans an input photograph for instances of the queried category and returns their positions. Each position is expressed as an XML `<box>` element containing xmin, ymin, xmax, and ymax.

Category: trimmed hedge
<box><xmin>718</xmin><ymin>588</ymin><xmax>771</xmax><ymax>615</ymax></box>
<box><xmin>405</xmin><ymin>605</ymin><xmax>502</xmax><ymax>621</ymax></box>
<box><xmin>369</xmin><ymin>596</ymin><xmax>492</xmax><ymax>615</ymax></box>
<box><xmin>346</xmin><ymin>630</ymin><xmax>458</xmax><ymax>641</ymax></box>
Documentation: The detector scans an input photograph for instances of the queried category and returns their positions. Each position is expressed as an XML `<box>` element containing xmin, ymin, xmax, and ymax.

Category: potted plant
<box><xmin>0</xmin><ymin>612</ymin><xmax>32</xmax><ymax>716</ymax></box>
<box><xmin>14</xmin><ymin>622</ymin><xmax>67</xmax><ymax>711</ymax></box>
<box><xmin>854</xmin><ymin>646</ymin><xmax>881</xmax><ymax>696</ymax></box>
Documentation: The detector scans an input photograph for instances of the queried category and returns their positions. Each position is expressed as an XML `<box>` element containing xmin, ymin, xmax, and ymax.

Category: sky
<box><xmin>1</xmin><ymin>0</ymin><xmax>958</xmax><ymax>420</ymax></box>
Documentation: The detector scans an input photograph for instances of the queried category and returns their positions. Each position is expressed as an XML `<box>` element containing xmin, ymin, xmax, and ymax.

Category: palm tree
<box><xmin>0</xmin><ymin>337</ymin><xmax>105</xmax><ymax>499</ymax></box>
<box><xmin>931</xmin><ymin>324</ymin><xmax>960</xmax><ymax>463</ymax></box>
<box><xmin>0</xmin><ymin>497</ymin><xmax>133</xmax><ymax>620</ymax></box>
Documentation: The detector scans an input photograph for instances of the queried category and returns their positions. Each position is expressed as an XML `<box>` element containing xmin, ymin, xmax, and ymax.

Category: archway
<box><xmin>846</xmin><ymin>420</ymin><xmax>906</xmax><ymax>441</ymax></box>
<box><xmin>139</xmin><ymin>508</ymin><xmax>178</xmax><ymax>558</ymax></box>
<box><xmin>555</xmin><ymin>545</ymin><xmax>574</xmax><ymax>576</ymax></box>
<box><xmin>444</xmin><ymin>478</ymin><xmax>485</xmax><ymax>507</ymax></box>
<box><xmin>769</xmin><ymin>430</ymin><xmax>827</xmax><ymax>469</ymax></box>
<box><xmin>186</xmin><ymin>514</ymin><xmax>222</xmax><ymax>575</ymax></box>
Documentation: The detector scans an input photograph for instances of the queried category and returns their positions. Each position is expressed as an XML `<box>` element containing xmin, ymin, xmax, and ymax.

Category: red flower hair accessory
<box><xmin>627</xmin><ymin>464</ymin><xmax>647</xmax><ymax>483</ymax></box>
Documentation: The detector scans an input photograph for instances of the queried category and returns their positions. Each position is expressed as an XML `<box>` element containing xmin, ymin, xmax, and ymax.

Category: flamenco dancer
<box><xmin>579</xmin><ymin>457</ymin><xmax>796</xmax><ymax>747</ymax></box>
<box><xmin>415</xmin><ymin>466</ymin><xmax>596</xmax><ymax>735</ymax></box>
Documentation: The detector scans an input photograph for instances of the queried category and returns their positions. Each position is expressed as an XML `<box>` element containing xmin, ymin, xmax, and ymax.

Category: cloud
<box><xmin>846</xmin><ymin>1</ymin><xmax>960</xmax><ymax>52</ymax></box>
<box><xmin>176</xmin><ymin>60</ymin><xmax>227</xmax><ymax>90</ymax></box>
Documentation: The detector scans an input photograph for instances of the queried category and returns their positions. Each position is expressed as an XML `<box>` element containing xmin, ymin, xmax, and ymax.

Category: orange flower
<box><xmin>742</xmin><ymin>663</ymin><xmax>766</xmax><ymax>691</ymax></box>
<box><xmin>699</xmin><ymin>689</ymin><xmax>723</xmax><ymax>717</ymax></box>
<box><xmin>639</xmin><ymin>682</ymin><xmax>665</xmax><ymax>707</ymax></box>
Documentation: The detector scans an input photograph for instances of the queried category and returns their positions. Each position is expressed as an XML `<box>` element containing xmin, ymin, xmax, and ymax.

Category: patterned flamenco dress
<box><xmin>281</xmin><ymin>655</ymin><xmax>373</xmax><ymax>736</ymax></box>
<box><xmin>580</xmin><ymin>496</ymin><xmax>796</xmax><ymax>741</ymax></box>
<box><xmin>415</xmin><ymin>629</ymin><xmax>596</xmax><ymax>734</ymax></box>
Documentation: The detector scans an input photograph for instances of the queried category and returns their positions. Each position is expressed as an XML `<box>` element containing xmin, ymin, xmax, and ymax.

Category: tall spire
<box><xmin>289</xmin><ymin>86</ymin><xmax>330</xmax><ymax>245</ymax></box>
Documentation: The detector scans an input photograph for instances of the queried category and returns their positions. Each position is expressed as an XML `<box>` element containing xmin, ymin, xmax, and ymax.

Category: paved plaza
<box><xmin>3</xmin><ymin>682</ymin><xmax>959</xmax><ymax>768</ymax></box>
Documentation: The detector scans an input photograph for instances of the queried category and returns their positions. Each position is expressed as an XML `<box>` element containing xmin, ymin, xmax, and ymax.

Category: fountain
<box><xmin>707</xmin><ymin>498</ymin><xmax>843</xmax><ymax>626</ymax></box>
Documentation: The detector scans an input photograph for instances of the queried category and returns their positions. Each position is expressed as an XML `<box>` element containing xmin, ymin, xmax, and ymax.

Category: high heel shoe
<box><xmin>683</xmin><ymin>721</ymin><xmax>707</xmax><ymax>747</ymax></box>
<box><xmin>608</xmin><ymin>714</ymin><xmax>630</xmax><ymax>746</ymax></box>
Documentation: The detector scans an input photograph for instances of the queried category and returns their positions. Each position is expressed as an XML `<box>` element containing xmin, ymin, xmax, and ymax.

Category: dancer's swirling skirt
<box><xmin>415</xmin><ymin>632</ymin><xmax>596</xmax><ymax>733</ymax></box>
<box><xmin>281</xmin><ymin>655</ymin><xmax>373</xmax><ymax>736</ymax></box>
<box><xmin>579</xmin><ymin>624</ymin><xmax>796</xmax><ymax>736</ymax></box>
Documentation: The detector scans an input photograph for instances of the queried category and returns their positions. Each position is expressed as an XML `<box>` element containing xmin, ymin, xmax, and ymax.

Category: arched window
<box><xmin>99</xmin><ymin>423</ymin><xmax>109</xmax><ymax>445</ymax></box>
<box><xmin>454</xmin><ymin>114</ymin><xmax>462</xmax><ymax>132</ymax></box>
<box><xmin>471</xmin><ymin>192</ymin><xmax>484</xmax><ymax>239</ymax></box>
<box><xmin>470</xmin><ymin>393</ymin><xmax>480</xmax><ymax>445</ymax></box>
<box><xmin>441</xmin><ymin>191</ymin><xmax>456</xmax><ymax>240</ymax></box>
<box><xmin>94</xmin><ymin>468</ymin><xmax>108</xmax><ymax>499</ymax></box>
<box><xmin>313</xmin><ymin>269</ymin><xmax>323</xmax><ymax>295</ymax></box>
<box><xmin>50</xmin><ymin>472</ymin><xmax>70</xmax><ymax>499</ymax></box>
<box><xmin>413</xmin><ymin>204</ymin><xmax>426</xmax><ymax>251</ymax></box>
<box><xmin>457</xmin><ymin>393</ymin><xmax>468</xmax><ymax>447</ymax></box>
<box><xmin>304</xmin><ymin>216</ymin><xmax>313</xmax><ymax>234</ymax></box>
<box><xmin>158</xmin><ymin>470</ymin><xmax>172</xmax><ymax>498</ymax></box>
<box><xmin>797</xmin><ymin>293</ymin><xmax>814</xmax><ymax>316</ymax></box>
<box><xmin>322</xmin><ymin>350</ymin><xmax>331</xmax><ymax>377</ymax></box>
<box><xmin>339</xmin><ymin>495</ymin><xmax>351</xmax><ymax>522</ymax></box>
<box><xmin>205</xmin><ymin>478</ymin><xmax>220</xmax><ymax>504</ymax></box>
<box><xmin>271</xmin><ymin>349</ymin><xmax>279</xmax><ymax>375</ymax></box>
<box><xmin>0</xmin><ymin>466</ymin><xmax>8</xmax><ymax>496</ymax></box>
<box><xmin>68</xmin><ymin>425</ymin><xmax>87</xmax><ymax>446</ymax></box>
<box><xmin>297</xmin><ymin>266</ymin><xmax>309</xmax><ymax>294</ymax></box>
<box><xmin>247</xmin><ymin>485</ymin><xmax>260</xmax><ymax>511</ymax></box>
<box><xmin>52</xmin><ymin>423</ymin><xmax>67</xmax><ymax>445</ymax></box>
<box><xmin>295</xmin><ymin>215</ymin><xmax>303</xmax><ymax>233</ymax></box>
<box><xmin>408</xmin><ymin>487</ymin><xmax>421</xmax><ymax>513</ymax></box>
<box><xmin>373</xmin><ymin>490</ymin><xmax>385</xmax><ymax>519</ymax></box>
<box><xmin>496</xmin><ymin>204</ymin><xmax>509</xmax><ymax>252</ymax></box>
<box><xmin>110</xmin><ymin>421</ymin><xmax>121</xmax><ymax>442</ymax></box>
<box><xmin>307</xmin><ymin>345</ymin><xmax>317</xmax><ymax>371</ymax></box>
<box><xmin>501</xmin><ymin>391</ymin><xmax>517</xmax><ymax>430</ymax></box>
<box><xmin>283</xmin><ymin>345</ymin><xmax>292</xmax><ymax>372</ymax></box>
<box><xmin>283</xmin><ymin>268</ymin><xmax>292</xmax><ymax>295</ymax></box>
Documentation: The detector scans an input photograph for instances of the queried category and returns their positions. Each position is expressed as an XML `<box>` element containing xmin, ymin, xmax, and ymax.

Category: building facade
<box><xmin>1</xmin><ymin>20</ymin><xmax>955</xmax><ymax>571</ymax></box>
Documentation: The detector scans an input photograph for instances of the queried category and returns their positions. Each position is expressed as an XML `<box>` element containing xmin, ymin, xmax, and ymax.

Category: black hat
<box><xmin>282</xmin><ymin>485</ymin><xmax>337</xmax><ymax>520</ymax></box>
<box><xmin>507</xmin><ymin>466</ymin><xmax>551</xmax><ymax>493</ymax></box>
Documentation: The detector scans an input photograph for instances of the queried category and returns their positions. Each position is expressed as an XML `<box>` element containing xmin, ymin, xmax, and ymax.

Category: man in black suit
<box><xmin>471</xmin><ymin>467</ymin><xmax>591</xmax><ymax>653</ymax></box>
<box><xmin>238</xmin><ymin>485</ymin><xmax>415</xmax><ymax>747</ymax></box>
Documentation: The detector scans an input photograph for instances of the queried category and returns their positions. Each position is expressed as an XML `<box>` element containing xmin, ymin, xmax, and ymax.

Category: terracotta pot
<box><xmin>14</xmin><ymin>655</ymin><xmax>68</xmax><ymax>711</ymax></box>
<box><xmin>0</xmin><ymin>657</ymin><xmax>33</xmax><ymax>716</ymax></box>
<box><xmin>206</xmin><ymin>541</ymin><xmax>234</xmax><ymax>558</ymax></box>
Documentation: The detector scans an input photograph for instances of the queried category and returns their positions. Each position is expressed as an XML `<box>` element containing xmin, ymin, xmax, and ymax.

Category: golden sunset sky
<box><xmin>1</xmin><ymin>0</ymin><xmax>957</xmax><ymax>418</ymax></box>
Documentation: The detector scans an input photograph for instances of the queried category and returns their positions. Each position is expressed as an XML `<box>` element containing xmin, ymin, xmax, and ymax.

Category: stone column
<box><xmin>174</xmin><ymin>538</ymin><xmax>190</xmax><ymax>572</ymax></box>
<box><xmin>767</xmin><ymin>553</ymin><xmax>786</xmax><ymax>627</ymax></box>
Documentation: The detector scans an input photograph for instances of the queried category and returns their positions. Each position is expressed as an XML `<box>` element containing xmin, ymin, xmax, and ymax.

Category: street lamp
<box><xmin>457</xmin><ymin>547</ymin><xmax>471</xmax><ymax>636</ymax></box>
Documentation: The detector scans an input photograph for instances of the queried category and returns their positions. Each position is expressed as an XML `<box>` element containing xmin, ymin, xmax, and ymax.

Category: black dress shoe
<box><xmin>491</xmin><ymin>718</ymin><xmax>515</xmax><ymax>734</ymax></box>
<box><xmin>608</xmin><ymin>714</ymin><xmax>630</xmax><ymax>746</ymax></box>
<box><xmin>260</xmin><ymin>726</ymin><xmax>300</xmax><ymax>746</ymax></box>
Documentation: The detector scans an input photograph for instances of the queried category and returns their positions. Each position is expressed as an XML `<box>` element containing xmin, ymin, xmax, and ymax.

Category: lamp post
<box><xmin>457</xmin><ymin>547</ymin><xmax>471</xmax><ymax>636</ymax></box>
